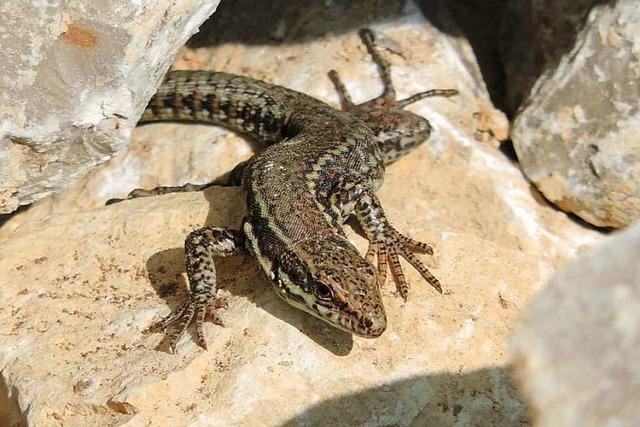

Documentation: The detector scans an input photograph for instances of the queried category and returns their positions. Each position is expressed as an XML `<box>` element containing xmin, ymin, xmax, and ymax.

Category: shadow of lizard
<box><xmin>144</xmin><ymin>188</ymin><xmax>353</xmax><ymax>356</ymax></box>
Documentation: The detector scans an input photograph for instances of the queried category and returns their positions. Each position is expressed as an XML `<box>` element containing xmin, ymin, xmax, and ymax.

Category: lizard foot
<box><xmin>365</xmin><ymin>227</ymin><xmax>440</xmax><ymax>301</ymax></box>
<box><xmin>357</xmin><ymin>190</ymin><xmax>441</xmax><ymax>300</ymax></box>
<box><xmin>150</xmin><ymin>296</ymin><xmax>228</xmax><ymax>353</ymax></box>
<box><xmin>149</xmin><ymin>226</ymin><xmax>241</xmax><ymax>352</ymax></box>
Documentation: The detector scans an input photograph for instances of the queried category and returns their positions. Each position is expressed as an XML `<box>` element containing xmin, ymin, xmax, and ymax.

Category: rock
<box><xmin>0</xmin><ymin>0</ymin><xmax>222</xmax><ymax>214</ymax></box>
<box><xmin>0</xmin><ymin>178</ymin><xmax>541</xmax><ymax>426</ymax></box>
<box><xmin>511</xmin><ymin>222</ymin><xmax>640</xmax><ymax>427</ymax></box>
<box><xmin>0</xmin><ymin>0</ymin><xmax>599</xmax><ymax>264</ymax></box>
<box><xmin>0</xmin><ymin>0</ymin><xmax>605</xmax><ymax>425</ymax></box>
<box><xmin>510</xmin><ymin>0</ymin><xmax>640</xmax><ymax>228</ymax></box>
<box><xmin>499</xmin><ymin>0</ymin><xmax>599</xmax><ymax>115</ymax></box>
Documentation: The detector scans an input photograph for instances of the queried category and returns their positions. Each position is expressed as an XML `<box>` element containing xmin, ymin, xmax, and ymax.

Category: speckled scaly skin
<box><xmin>123</xmin><ymin>29</ymin><xmax>457</xmax><ymax>352</ymax></box>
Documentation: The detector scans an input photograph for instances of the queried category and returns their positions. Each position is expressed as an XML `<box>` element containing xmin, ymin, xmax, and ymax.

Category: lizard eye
<box><xmin>315</xmin><ymin>283</ymin><xmax>332</xmax><ymax>300</ymax></box>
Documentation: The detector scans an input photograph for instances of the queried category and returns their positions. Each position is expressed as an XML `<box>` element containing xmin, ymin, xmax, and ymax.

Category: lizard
<box><xmin>117</xmin><ymin>28</ymin><xmax>457</xmax><ymax>352</ymax></box>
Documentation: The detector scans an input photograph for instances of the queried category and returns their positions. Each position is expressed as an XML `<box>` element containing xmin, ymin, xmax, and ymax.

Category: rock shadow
<box><xmin>0</xmin><ymin>373</ymin><xmax>28</xmax><ymax>427</ymax></box>
<box><xmin>280</xmin><ymin>365</ymin><xmax>532</xmax><ymax>426</ymax></box>
<box><xmin>425</xmin><ymin>0</ymin><xmax>617</xmax><ymax>116</ymax></box>
<box><xmin>188</xmin><ymin>0</ymin><xmax>407</xmax><ymax>47</ymax></box>
<box><xmin>0</xmin><ymin>203</ymin><xmax>32</xmax><ymax>230</ymax></box>
<box><xmin>416</xmin><ymin>0</ymin><xmax>510</xmax><ymax>114</ymax></box>
<box><xmin>186</xmin><ymin>0</ymin><xmax>617</xmax><ymax>117</ymax></box>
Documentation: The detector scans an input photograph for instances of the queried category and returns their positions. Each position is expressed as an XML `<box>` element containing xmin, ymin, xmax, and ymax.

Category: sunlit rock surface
<box><xmin>510</xmin><ymin>0</ymin><xmax>640</xmax><ymax>228</ymax></box>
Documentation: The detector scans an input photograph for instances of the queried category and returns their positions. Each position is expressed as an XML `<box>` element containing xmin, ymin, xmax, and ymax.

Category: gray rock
<box><xmin>511</xmin><ymin>221</ymin><xmax>640</xmax><ymax>427</ymax></box>
<box><xmin>0</xmin><ymin>1</ymin><xmax>221</xmax><ymax>214</ymax></box>
<box><xmin>510</xmin><ymin>0</ymin><xmax>640</xmax><ymax>228</ymax></box>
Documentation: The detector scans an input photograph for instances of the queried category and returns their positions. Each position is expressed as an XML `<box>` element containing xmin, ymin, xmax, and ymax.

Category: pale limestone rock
<box><xmin>0</xmin><ymin>0</ymin><xmax>221</xmax><ymax>214</ymax></box>
<box><xmin>0</xmin><ymin>0</ymin><xmax>606</xmax><ymax>425</ymax></box>
<box><xmin>510</xmin><ymin>0</ymin><xmax>640</xmax><ymax>228</ymax></box>
<box><xmin>1</xmin><ymin>185</ymin><xmax>540</xmax><ymax>425</ymax></box>
<box><xmin>511</xmin><ymin>222</ymin><xmax>640</xmax><ymax>427</ymax></box>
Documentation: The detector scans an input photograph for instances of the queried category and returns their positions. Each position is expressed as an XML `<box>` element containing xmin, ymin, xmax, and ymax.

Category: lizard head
<box><xmin>349</xmin><ymin>101</ymin><xmax>434</xmax><ymax>164</ymax></box>
<box><xmin>272</xmin><ymin>235</ymin><xmax>386</xmax><ymax>337</ymax></box>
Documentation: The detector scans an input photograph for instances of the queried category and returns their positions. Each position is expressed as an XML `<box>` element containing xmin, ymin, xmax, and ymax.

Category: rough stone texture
<box><xmin>510</xmin><ymin>0</ymin><xmax>640</xmax><ymax>228</ymax></box>
<box><xmin>0</xmin><ymin>0</ymin><xmax>221</xmax><ymax>214</ymax></box>
<box><xmin>1</xmin><ymin>187</ymin><xmax>540</xmax><ymax>426</ymax></box>
<box><xmin>499</xmin><ymin>0</ymin><xmax>602</xmax><ymax>115</ymax></box>
<box><xmin>511</xmin><ymin>221</ymin><xmax>640</xmax><ymax>427</ymax></box>
<box><xmin>0</xmin><ymin>0</ymin><xmax>604</xmax><ymax>425</ymax></box>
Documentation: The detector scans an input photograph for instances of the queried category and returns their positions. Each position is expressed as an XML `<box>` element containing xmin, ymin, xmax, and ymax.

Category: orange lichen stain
<box><xmin>61</xmin><ymin>24</ymin><xmax>97</xmax><ymax>49</ymax></box>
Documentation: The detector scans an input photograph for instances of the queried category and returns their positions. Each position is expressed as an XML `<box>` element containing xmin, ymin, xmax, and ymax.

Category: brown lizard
<box><xmin>114</xmin><ymin>29</ymin><xmax>456</xmax><ymax>352</ymax></box>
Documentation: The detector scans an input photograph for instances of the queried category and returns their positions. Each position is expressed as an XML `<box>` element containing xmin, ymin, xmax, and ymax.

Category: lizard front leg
<box><xmin>151</xmin><ymin>226</ymin><xmax>244</xmax><ymax>352</ymax></box>
<box><xmin>354</xmin><ymin>189</ymin><xmax>441</xmax><ymax>300</ymax></box>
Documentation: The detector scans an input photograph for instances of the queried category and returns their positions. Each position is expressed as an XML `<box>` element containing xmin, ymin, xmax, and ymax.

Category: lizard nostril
<box><xmin>360</xmin><ymin>314</ymin><xmax>386</xmax><ymax>337</ymax></box>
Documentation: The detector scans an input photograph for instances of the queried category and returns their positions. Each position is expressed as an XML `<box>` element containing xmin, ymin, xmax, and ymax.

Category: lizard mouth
<box><xmin>274</xmin><ymin>288</ymin><xmax>386</xmax><ymax>337</ymax></box>
<box><xmin>339</xmin><ymin>312</ymin><xmax>386</xmax><ymax>338</ymax></box>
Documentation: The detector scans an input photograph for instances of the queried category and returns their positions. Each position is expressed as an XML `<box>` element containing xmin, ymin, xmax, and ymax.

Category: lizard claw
<box><xmin>205</xmin><ymin>297</ymin><xmax>229</xmax><ymax>327</ymax></box>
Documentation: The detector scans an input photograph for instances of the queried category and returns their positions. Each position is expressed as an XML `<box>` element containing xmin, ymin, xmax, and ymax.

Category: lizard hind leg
<box><xmin>106</xmin><ymin>181</ymin><xmax>217</xmax><ymax>205</ymax></box>
<box><xmin>105</xmin><ymin>160</ymin><xmax>247</xmax><ymax>205</ymax></box>
<box><xmin>327</xmin><ymin>28</ymin><xmax>458</xmax><ymax>164</ymax></box>
<box><xmin>357</xmin><ymin>28</ymin><xmax>396</xmax><ymax>101</ymax></box>
<box><xmin>150</xmin><ymin>226</ymin><xmax>244</xmax><ymax>353</ymax></box>
<box><xmin>327</xmin><ymin>69</ymin><xmax>355</xmax><ymax>111</ymax></box>
<box><xmin>354</xmin><ymin>190</ymin><xmax>441</xmax><ymax>300</ymax></box>
<box><xmin>357</xmin><ymin>28</ymin><xmax>458</xmax><ymax>107</ymax></box>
